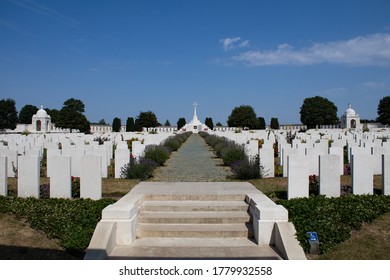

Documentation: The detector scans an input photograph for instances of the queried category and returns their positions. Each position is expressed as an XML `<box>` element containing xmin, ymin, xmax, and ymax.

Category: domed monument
<box><xmin>180</xmin><ymin>102</ymin><xmax>209</xmax><ymax>133</ymax></box>
<box><xmin>340</xmin><ymin>104</ymin><xmax>361</xmax><ymax>129</ymax></box>
<box><xmin>32</xmin><ymin>105</ymin><xmax>52</xmax><ymax>132</ymax></box>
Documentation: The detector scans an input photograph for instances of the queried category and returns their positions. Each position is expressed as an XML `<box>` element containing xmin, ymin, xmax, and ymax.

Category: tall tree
<box><xmin>0</xmin><ymin>98</ymin><xmax>18</xmax><ymax>130</ymax></box>
<box><xmin>227</xmin><ymin>105</ymin><xmax>259</xmax><ymax>129</ymax></box>
<box><xmin>216</xmin><ymin>122</ymin><xmax>223</xmax><ymax>127</ymax></box>
<box><xmin>205</xmin><ymin>117</ymin><xmax>214</xmax><ymax>130</ymax></box>
<box><xmin>258</xmin><ymin>117</ymin><xmax>266</xmax><ymax>130</ymax></box>
<box><xmin>300</xmin><ymin>96</ymin><xmax>339</xmax><ymax>129</ymax></box>
<box><xmin>164</xmin><ymin>119</ymin><xmax>171</xmax><ymax>126</ymax></box>
<box><xmin>126</xmin><ymin>117</ymin><xmax>135</xmax><ymax>132</ymax></box>
<box><xmin>270</xmin><ymin>117</ymin><xmax>280</xmax><ymax>129</ymax></box>
<box><xmin>98</xmin><ymin>119</ymin><xmax>107</xmax><ymax>125</ymax></box>
<box><xmin>112</xmin><ymin>117</ymin><xmax>122</xmax><ymax>132</ymax></box>
<box><xmin>177</xmin><ymin>117</ymin><xmax>186</xmax><ymax>130</ymax></box>
<box><xmin>55</xmin><ymin>98</ymin><xmax>90</xmax><ymax>133</ymax></box>
<box><xmin>45</xmin><ymin>108</ymin><xmax>60</xmax><ymax>124</ymax></box>
<box><xmin>377</xmin><ymin>96</ymin><xmax>390</xmax><ymax>125</ymax></box>
<box><xmin>135</xmin><ymin>111</ymin><xmax>160</xmax><ymax>130</ymax></box>
<box><xmin>18</xmin><ymin>104</ymin><xmax>38</xmax><ymax>124</ymax></box>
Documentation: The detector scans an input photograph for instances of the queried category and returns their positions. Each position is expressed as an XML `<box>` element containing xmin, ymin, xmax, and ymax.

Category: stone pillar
<box><xmin>287</xmin><ymin>155</ymin><xmax>309</xmax><ymax>199</ymax></box>
<box><xmin>351</xmin><ymin>154</ymin><xmax>373</xmax><ymax>195</ymax></box>
<box><xmin>81</xmin><ymin>155</ymin><xmax>102</xmax><ymax>200</ymax></box>
<box><xmin>382</xmin><ymin>154</ymin><xmax>390</xmax><ymax>196</ymax></box>
<box><xmin>18</xmin><ymin>155</ymin><xmax>40</xmax><ymax>198</ymax></box>
<box><xmin>115</xmin><ymin>149</ymin><xmax>130</xmax><ymax>179</ymax></box>
<box><xmin>319</xmin><ymin>155</ymin><xmax>341</xmax><ymax>197</ymax></box>
<box><xmin>50</xmin><ymin>155</ymin><xmax>71</xmax><ymax>198</ymax></box>
<box><xmin>0</xmin><ymin>156</ymin><xmax>7</xmax><ymax>196</ymax></box>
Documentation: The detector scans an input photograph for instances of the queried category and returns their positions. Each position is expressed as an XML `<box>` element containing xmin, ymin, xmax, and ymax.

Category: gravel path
<box><xmin>149</xmin><ymin>133</ymin><xmax>232</xmax><ymax>182</ymax></box>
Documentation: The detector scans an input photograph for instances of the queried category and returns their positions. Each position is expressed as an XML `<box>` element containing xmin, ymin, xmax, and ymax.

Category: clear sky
<box><xmin>1</xmin><ymin>0</ymin><xmax>390</xmax><ymax>126</ymax></box>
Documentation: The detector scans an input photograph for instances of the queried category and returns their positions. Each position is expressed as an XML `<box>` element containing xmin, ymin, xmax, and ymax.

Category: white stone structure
<box><xmin>32</xmin><ymin>106</ymin><xmax>52</xmax><ymax>133</ymax></box>
<box><xmin>0</xmin><ymin>156</ymin><xmax>7</xmax><ymax>196</ymax></box>
<box><xmin>180</xmin><ymin>102</ymin><xmax>209</xmax><ymax>133</ymax></box>
<box><xmin>340</xmin><ymin>104</ymin><xmax>362</xmax><ymax>129</ymax></box>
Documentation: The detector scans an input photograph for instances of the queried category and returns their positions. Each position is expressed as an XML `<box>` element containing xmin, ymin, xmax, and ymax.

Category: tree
<box><xmin>258</xmin><ymin>117</ymin><xmax>266</xmax><ymax>130</ymax></box>
<box><xmin>377</xmin><ymin>96</ymin><xmax>390</xmax><ymax>125</ymax></box>
<box><xmin>62</xmin><ymin>98</ymin><xmax>85</xmax><ymax>113</ymax></box>
<box><xmin>164</xmin><ymin>119</ymin><xmax>171</xmax><ymax>126</ymax></box>
<box><xmin>135</xmin><ymin>111</ymin><xmax>160</xmax><ymax>131</ymax></box>
<box><xmin>205</xmin><ymin>117</ymin><xmax>214</xmax><ymax>130</ymax></box>
<box><xmin>18</xmin><ymin>105</ymin><xmax>38</xmax><ymax>124</ymax></box>
<box><xmin>112</xmin><ymin>117</ymin><xmax>122</xmax><ymax>132</ymax></box>
<box><xmin>300</xmin><ymin>96</ymin><xmax>339</xmax><ymax>129</ymax></box>
<box><xmin>270</xmin><ymin>117</ymin><xmax>280</xmax><ymax>129</ymax></box>
<box><xmin>227</xmin><ymin>105</ymin><xmax>259</xmax><ymax>129</ymax></box>
<box><xmin>216</xmin><ymin>122</ymin><xmax>223</xmax><ymax>127</ymax></box>
<box><xmin>98</xmin><ymin>119</ymin><xmax>107</xmax><ymax>125</ymax></box>
<box><xmin>45</xmin><ymin>108</ymin><xmax>60</xmax><ymax>124</ymax></box>
<box><xmin>55</xmin><ymin>98</ymin><xmax>90</xmax><ymax>133</ymax></box>
<box><xmin>0</xmin><ymin>98</ymin><xmax>18</xmax><ymax>130</ymax></box>
<box><xmin>177</xmin><ymin>117</ymin><xmax>186</xmax><ymax>130</ymax></box>
<box><xmin>126</xmin><ymin>117</ymin><xmax>135</xmax><ymax>132</ymax></box>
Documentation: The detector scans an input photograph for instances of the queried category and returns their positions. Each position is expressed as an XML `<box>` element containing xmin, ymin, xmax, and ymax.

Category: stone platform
<box><xmin>84</xmin><ymin>182</ymin><xmax>306</xmax><ymax>260</ymax></box>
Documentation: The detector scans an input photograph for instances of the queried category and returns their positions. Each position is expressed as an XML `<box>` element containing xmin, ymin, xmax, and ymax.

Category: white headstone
<box><xmin>351</xmin><ymin>154</ymin><xmax>373</xmax><ymax>195</ymax></box>
<box><xmin>287</xmin><ymin>155</ymin><xmax>309</xmax><ymax>199</ymax></box>
<box><xmin>62</xmin><ymin>149</ymin><xmax>85</xmax><ymax>177</ymax></box>
<box><xmin>132</xmin><ymin>141</ymin><xmax>145</xmax><ymax>160</ymax></box>
<box><xmin>46</xmin><ymin>148</ymin><xmax>62</xmax><ymax>177</ymax></box>
<box><xmin>50</xmin><ymin>155</ymin><xmax>71</xmax><ymax>198</ymax></box>
<box><xmin>86</xmin><ymin>149</ymin><xmax>107</xmax><ymax>178</ymax></box>
<box><xmin>329</xmin><ymin>146</ymin><xmax>344</xmax><ymax>175</ymax></box>
<box><xmin>382</xmin><ymin>154</ymin><xmax>390</xmax><ymax>196</ymax></box>
<box><xmin>80</xmin><ymin>155</ymin><xmax>102</xmax><ymax>200</ymax></box>
<box><xmin>0</xmin><ymin>156</ymin><xmax>7</xmax><ymax>196</ymax></box>
<box><xmin>319</xmin><ymin>155</ymin><xmax>341</xmax><ymax>197</ymax></box>
<box><xmin>115</xmin><ymin>148</ymin><xmax>130</xmax><ymax>179</ymax></box>
<box><xmin>0</xmin><ymin>149</ymin><xmax>18</xmax><ymax>177</ymax></box>
<box><xmin>18</xmin><ymin>155</ymin><xmax>40</xmax><ymax>198</ymax></box>
<box><xmin>259</xmin><ymin>148</ymin><xmax>274</xmax><ymax>178</ymax></box>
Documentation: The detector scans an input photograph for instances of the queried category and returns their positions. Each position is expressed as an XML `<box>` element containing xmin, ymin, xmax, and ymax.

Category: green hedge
<box><xmin>0</xmin><ymin>196</ymin><xmax>115</xmax><ymax>256</ymax></box>
<box><xmin>278</xmin><ymin>195</ymin><xmax>390</xmax><ymax>253</ymax></box>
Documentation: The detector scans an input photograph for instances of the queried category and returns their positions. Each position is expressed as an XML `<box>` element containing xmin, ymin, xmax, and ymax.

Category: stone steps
<box><xmin>141</xmin><ymin>200</ymin><xmax>249</xmax><ymax>212</ymax></box>
<box><xmin>138</xmin><ymin>211</ymin><xmax>252</xmax><ymax>224</ymax></box>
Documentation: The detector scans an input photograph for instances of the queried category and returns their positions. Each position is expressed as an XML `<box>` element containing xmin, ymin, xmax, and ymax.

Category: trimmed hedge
<box><xmin>0</xmin><ymin>196</ymin><xmax>115</xmax><ymax>256</ymax></box>
<box><xmin>277</xmin><ymin>195</ymin><xmax>390</xmax><ymax>254</ymax></box>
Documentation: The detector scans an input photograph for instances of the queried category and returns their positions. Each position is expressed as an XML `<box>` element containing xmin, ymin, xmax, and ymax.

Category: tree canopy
<box><xmin>205</xmin><ymin>117</ymin><xmax>214</xmax><ymax>130</ymax></box>
<box><xmin>112</xmin><ymin>117</ymin><xmax>122</xmax><ymax>132</ymax></box>
<box><xmin>62</xmin><ymin>98</ymin><xmax>85</xmax><ymax>113</ymax></box>
<box><xmin>258</xmin><ymin>117</ymin><xmax>266</xmax><ymax>130</ymax></box>
<box><xmin>270</xmin><ymin>117</ymin><xmax>280</xmax><ymax>129</ymax></box>
<box><xmin>0</xmin><ymin>98</ymin><xmax>18</xmax><ymax>130</ymax></box>
<box><xmin>135</xmin><ymin>111</ymin><xmax>160</xmax><ymax>131</ymax></box>
<box><xmin>177</xmin><ymin>118</ymin><xmax>186</xmax><ymax>130</ymax></box>
<box><xmin>126</xmin><ymin>117</ymin><xmax>135</xmax><ymax>132</ymax></box>
<box><xmin>300</xmin><ymin>96</ymin><xmax>339</xmax><ymax>129</ymax></box>
<box><xmin>377</xmin><ymin>96</ymin><xmax>390</xmax><ymax>125</ymax></box>
<box><xmin>227</xmin><ymin>105</ymin><xmax>260</xmax><ymax>129</ymax></box>
<box><xmin>18</xmin><ymin>104</ymin><xmax>38</xmax><ymax>124</ymax></box>
<box><xmin>55</xmin><ymin>98</ymin><xmax>90</xmax><ymax>133</ymax></box>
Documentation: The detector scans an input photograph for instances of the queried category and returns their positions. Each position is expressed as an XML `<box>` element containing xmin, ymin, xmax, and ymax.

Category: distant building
<box><xmin>180</xmin><ymin>102</ymin><xmax>209</xmax><ymax>133</ymax></box>
<box><xmin>340</xmin><ymin>104</ymin><xmax>362</xmax><ymax>129</ymax></box>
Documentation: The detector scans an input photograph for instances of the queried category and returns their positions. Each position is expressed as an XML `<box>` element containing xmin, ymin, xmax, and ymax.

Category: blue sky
<box><xmin>1</xmin><ymin>0</ymin><xmax>390</xmax><ymax>126</ymax></box>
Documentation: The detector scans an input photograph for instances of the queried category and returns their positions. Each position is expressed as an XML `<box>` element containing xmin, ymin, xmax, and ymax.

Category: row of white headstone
<box><xmin>0</xmin><ymin>131</ymin><xmax>175</xmax><ymax>200</ymax></box>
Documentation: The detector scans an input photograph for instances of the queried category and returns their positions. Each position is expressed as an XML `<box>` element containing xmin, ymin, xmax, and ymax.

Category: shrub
<box><xmin>164</xmin><ymin>139</ymin><xmax>181</xmax><ymax>152</ymax></box>
<box><xmin>144</xmin><ymin>145</ymin><xmax>170</xmax><ymax>166</ymax></box>
<box><xmin>120</xmin><ymin>157</ymin><xmax>158</xmax><ymax>180</ymax></box>
<box><xmin>220</xmin><ymin>143</ymin><xmax>246</xmax><ymax>166</ymax></box>
<box><xmin>231</xmin><ymin>156</ymin><xmax>263</xmax><ymax>180</ymax></box>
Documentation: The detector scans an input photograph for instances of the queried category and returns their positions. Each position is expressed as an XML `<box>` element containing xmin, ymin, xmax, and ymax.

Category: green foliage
<box><xmin>164</xmin><ymin>139</ymin><xmax>181</xmax><ymax>152</ymax></box>
<box><xmin>126</xmin><ymin>117</ymin><xmax>135</xmax><ymax>132</ymax></box>
<box><xmin>164</xmin><ymin>119</ymin><xmax>171</xmax><ymax>126</ymax></box>
<box><xmin>144</xmin><ymin>145</ymin><xmax>170</xmax><ymax>166</ymax></box>
<box><xmin>270</xmin><ymin>117</ymin><xmax>280</xmax><ymax>129</ymax></box>
<box><xmin>216</xmin><ymin>122</ymin><xmax>223</xmax><ymax>127</ymax></box>
<box><xmin>112</xmin><ymin>117</ymin><xmax>122</xmax><ymax>132</ymax></box>
<box><xmin>227</xmin><ymin>105</ymin><xmax>260</xmax><ymax>129</ymax></box>
<box><xmin>278</xmin><ymin>195</ymin><xmax>390</xmax><ymax>254</ymax></box>
<box><xmin>231</xmin><ymin>156</ymin><xmax>263</xmax><ymax>180</ymax></box>
<box><xmin>45</xmin><ymin>108</ymin><xmax>60</xmax><ymax>124</ymax></box>
<box><xmin>300</xmin><ymin>96</ymin><xmax>339</xmax><ymax>129</ymax></box>
<box><xmin>205</xmin><ymin>117</ymin><xmax>214</xmax><ymax>130</ymax></box>
<box><xmin>377</xmin><ymin>96</ymin><xmax>390</xmax><ymax>125</ymax></box>
<box><xmin>0</xmin><ymin>196</ymin><xmax>115</xmax><ymax>255</ymax></box>
<box><xmin>258</xmin><ymin>117</ymin><xmax>266</xmax><ymax>129</ymax></box>
<box><xmin>62</xmin><ymin>98</ymin><xmax>85</xmax><ymax>113</ymax></box>
<box><xmin>18</xmin><ymin>104</ymin><xmax>38</xmax><ymax>124</ymax></box>
<box><xmin>56</xmin><ymin>100</ymin><xmax>90</xmax><ymax>133</ymax></box>
<box><xmin>120</xmin><ymin>157</ymin><xmax>158</xmax><ymax>180</ymax></box>
<box><xmin>177</xmin><ymin>117</ymin><xmax>186</xmax><ymax>130</ymax></box>
<box><xmin>135</xmin><ymin>111</ymin><xmax>160</xmax><ymax>131</ymax></box>
<box><xmin>0</xmin><ymin>98</ymin><xmax>18</xmax><ymax>130</ymax></box>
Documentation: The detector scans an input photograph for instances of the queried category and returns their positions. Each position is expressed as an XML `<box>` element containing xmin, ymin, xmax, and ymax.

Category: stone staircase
<box><xmin>107</xmin><ymin>194</ymin><xmax>282</xmax><ymax>259</ymax></box>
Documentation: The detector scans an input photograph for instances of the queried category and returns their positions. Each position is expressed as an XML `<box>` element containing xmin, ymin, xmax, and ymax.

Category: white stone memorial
<box><xmin>81</xmin><ymin>155</ymin><xmax>102</xmax><ymax>200</ymax></box>
<box><xmin>50</xmin><ymin>155</ymin><xmax>71</xmax><ymax>198</ymax></box>
<box><xmin>0</xmin><ymin>156</ymin><xmax>7</xmax><ymax>196</ymax></box>
<box><xmin>115</xmin><ymin>148</ymin><xmax>130</xmax><ymax>179</ymax></box>
<box><xmin>259</xmin><ymin>148</ymin><xmax>274</xmax><ymax>178</ymax></box>
<box><xmin>351</xmin><ymin>154</ymin><xmax>373</xmax><ymax>195</ymax></box>
<box><xmin>287</xmin><ymin>155</ymin><xmax>309</xmax><ymax>199</ymax></box>
<box><xmin>382</xmin><ymin>154</ymin><xmax>390</xmax><ymax>196</ymax></box>
<box><xmin>319</xmin><ymin>155</ymin><xmax>341</xmax><ymax>197</ymax></box>
<box><xmin>18</xmin><ymin>155</ymin><xmax>40</xmax><ymax>198</ymax></box>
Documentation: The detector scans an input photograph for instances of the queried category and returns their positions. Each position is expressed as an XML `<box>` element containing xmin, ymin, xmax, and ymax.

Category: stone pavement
<box><xmin>149</xmin><ymin>133</ymin><xmax>232</xmax><ymax>182</ymax></box>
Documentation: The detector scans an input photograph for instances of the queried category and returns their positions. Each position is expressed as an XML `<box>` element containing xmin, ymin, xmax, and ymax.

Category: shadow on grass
<box><xmin>0</xmin><ymin>245</ymin><xmax>84</xmax><ymax>260</ymax></box>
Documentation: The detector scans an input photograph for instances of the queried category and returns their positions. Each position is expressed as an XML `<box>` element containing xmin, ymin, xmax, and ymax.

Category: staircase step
<box><xmin>131</xmin><ymin>237</ymin><xmax>257</xmax><ymax>247</ymax></box>
<box><xmin>138</xmin><ymin>211</ymin><xmax>252</xmax><ymax>224</ymax></box>
<box><xmin>137</xmin><ymin>223</ymin><xmax>254</xmax><ymax>238</ymax></box>
<box><xmin>143</xmin><ymin>194</ymin><xmax>247</xmax><ymax>201</ymax></box>
<box><xmin>141</xmin><ymin>200</ymin><xmax>249</xmax><ymax>212</ymax></box>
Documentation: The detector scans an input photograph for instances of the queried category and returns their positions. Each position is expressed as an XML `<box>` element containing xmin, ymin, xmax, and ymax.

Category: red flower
<box><xmin>71</xmin><ymin>176</ymin><xmax>75</xmax><ymax>182</ymax></box>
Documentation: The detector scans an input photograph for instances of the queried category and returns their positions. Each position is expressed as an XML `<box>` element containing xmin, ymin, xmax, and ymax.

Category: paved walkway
<box><xmin>149</xmin><ymin>133</ymin><xmax>232</xmax><ymax>182</ymax></box>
